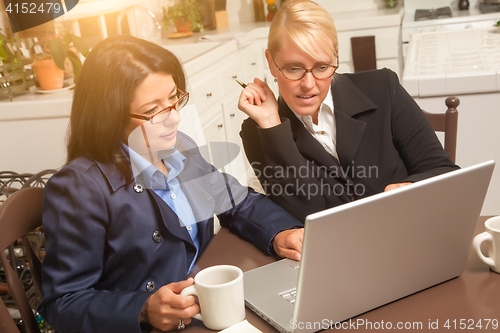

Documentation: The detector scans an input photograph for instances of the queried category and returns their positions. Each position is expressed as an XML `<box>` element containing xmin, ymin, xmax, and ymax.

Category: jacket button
<box><xmin>146</xmin><ymin>281</ymin><xmax>156</xmax><ymax>292</ymax></box>
<box><xmin>133</xmin><ymin>183</ymin><xmax>144</xmax><ymax>193</ymax></box>
<box><xmin>152</xmin><ymin>231</ymin><xmax>163</xmax><ymax>243</ymax></box>
<box><xmin>206</xmin><ymin>196</ymin><xmax>212</xmax><ymax>202</ymax></box>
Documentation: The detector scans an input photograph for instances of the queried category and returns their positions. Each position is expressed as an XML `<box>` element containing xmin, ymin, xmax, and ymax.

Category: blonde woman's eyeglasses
<box><xmin>272</xmin><ymin>55</ymin><xmax>339</xmax><ymax>80</ymax></box>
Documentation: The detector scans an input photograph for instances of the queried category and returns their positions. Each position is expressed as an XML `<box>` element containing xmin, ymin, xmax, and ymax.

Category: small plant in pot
<box><xmin>163</xmin><ymin>0</ymin><xmax>204</xmax><ymax>33</ymax></box>
<box><xmin>32</xmin><ymin>31</ymin><xmax>89</xmax><ymax>90</ymax></box>
<box><xmin>0</xmin><ymin>28</ymin><xmax>35</xmax><ymax>100</ymax></box>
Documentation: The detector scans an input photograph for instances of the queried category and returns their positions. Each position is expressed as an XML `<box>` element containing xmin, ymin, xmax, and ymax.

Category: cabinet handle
<box><xmin>232</xmin><ymin>75</ymin><xmax>237</xmax><ymax>79</ymax></box>
<box><xmin>251</xmin><ymin>62</ymin><xmax>256</xmax><ymax>66</ymax></box>
<box><xmin>230</xmin><ymin>113</ymin><xmax>235</xmax><ymax>117</ymax></box>
<box><xmin>206</xmin><ymin>92</ymin><xmax>212</xmax><ymax>98</ymax></box>
<box><xmin>217</xmin><ymin>124</ymin><xmax>223</xmax><ymax>128</ymax></box>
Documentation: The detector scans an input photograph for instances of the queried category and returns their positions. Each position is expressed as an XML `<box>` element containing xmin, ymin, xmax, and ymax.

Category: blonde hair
<box><xmin>268</xmin><ymin>0</ymin><xmax>338</xmax><ymax>62</ymax></box>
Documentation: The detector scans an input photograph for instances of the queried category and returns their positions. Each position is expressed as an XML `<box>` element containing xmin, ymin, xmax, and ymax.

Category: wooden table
<box><xmin>184</xmin><ymin>216</ymin><xmax>500</xmax><ymax>332</ymax></box>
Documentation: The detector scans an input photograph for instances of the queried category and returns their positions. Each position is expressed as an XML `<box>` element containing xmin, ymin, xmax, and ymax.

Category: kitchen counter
<box><xmin>330</xmin><ymin>6</ymin><xmax>404</xmax><ymax>31</ymax></box>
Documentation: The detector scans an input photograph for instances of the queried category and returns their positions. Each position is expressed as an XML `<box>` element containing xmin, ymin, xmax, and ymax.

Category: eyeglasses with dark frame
<box><xmin>272</xmin><ymin>54</ymin><xmax>340</xmax><ymax>80</ymax></box>
<box><xmin>130</xmin><ymin>89</ymin><xmax>189</xmax><ymax>124</ymax></box>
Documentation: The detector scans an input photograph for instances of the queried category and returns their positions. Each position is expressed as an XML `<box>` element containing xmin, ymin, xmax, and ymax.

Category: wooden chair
<box><xmin>349</xmin><ymin>39</ymin><xmax>459</xmax><ymax>163</ymax></box>
<box><xmin>0</xmin><ymin>187</ymin><xmax>44</xmax><ymax>333</ymax></box>
<box><xmin>351</xmin><ymin>36</ymin><xmax>376</xmax><ymax>73</ymax></box>
<box><xmin>422</xmin><ymin>97</ymin><xmax>459</xmax><ymax>163</ymax></box>
<box><xmin>0</xmin><ymin>172</ymin><xmax>33</xmax><ymax>203</ymax></box>
<box><xmin>21</xmin><ymin>169</ymin><xmax>57</xmax><ymax>190</ymax></box>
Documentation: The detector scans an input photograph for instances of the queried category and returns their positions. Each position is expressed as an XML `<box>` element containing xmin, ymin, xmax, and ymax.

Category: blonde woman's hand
<box><xmin>384</xmin><ymin>182</ymin><xmax>412</xmax><ymax>192</ymax></box>
<box><xmin>140</xmin><ymin>278</ymin><xmax>199</xmax><ymax>332</ymax></box>
<box><xmin>238</xmin><ymin>77</ymin><xmax>281</xmax><ymax>129</ymax></box>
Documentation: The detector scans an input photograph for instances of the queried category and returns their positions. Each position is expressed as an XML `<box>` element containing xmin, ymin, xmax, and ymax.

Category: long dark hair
<box><xmin>67</xmin><ymin>35</ymin><xmax>186</xmax><ymax>181</ymax></box>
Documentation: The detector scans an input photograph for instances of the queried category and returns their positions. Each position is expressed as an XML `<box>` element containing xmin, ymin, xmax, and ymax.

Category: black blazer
<box><xmin>240</xmin><ymin>69</ymin><xmax>459</xmax><ymax>222</ymax></box>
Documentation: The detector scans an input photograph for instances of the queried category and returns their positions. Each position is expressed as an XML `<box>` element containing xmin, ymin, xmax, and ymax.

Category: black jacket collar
<box><xmin>277</xmin><ymin>73</ymin><xmax>377</xmax><ymax>165</ymax></box>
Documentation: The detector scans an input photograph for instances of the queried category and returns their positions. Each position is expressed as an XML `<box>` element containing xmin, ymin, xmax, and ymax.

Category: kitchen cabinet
<box><xmin>252</xmin><ymin>37</ymin><xmax>279</xmax><ymax>97</ymax></box>
<box><xmin>182</xmin><ymin>40</ymin><xmax>260</xmax><ymax>187</ymax></box>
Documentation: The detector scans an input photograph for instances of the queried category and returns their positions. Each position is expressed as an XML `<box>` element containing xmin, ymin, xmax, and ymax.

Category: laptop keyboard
<box><xmin>279</xmin><ymin>288</ymin><xmax>297</xmax><ymax>304</ymax></box>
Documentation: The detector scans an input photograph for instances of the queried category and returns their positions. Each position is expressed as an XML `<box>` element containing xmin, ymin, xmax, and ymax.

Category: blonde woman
<box><xmin>238</xmin><ymin>0</ymin><xmax>458</xmax><ymax>222</ymax></box>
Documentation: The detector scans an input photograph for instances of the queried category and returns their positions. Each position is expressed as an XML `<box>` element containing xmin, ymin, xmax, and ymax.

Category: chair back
<box><xmin>0</xmin><ymin>187</ymin><xmax>44</xmax><ymax>333</ymax></box>
<box><xmin>422</xmin><ymin>96</ymin><xmax>459</xmax><ymax>163</ymax></box>
<box><xmin>0</xmin><ymin>172</ymin><xmax>33</xmax><ymax>204</ymax></box>
<box><xmin>351</xmin><ymin>36</ymin><xmax>377</xmax><ymax>73</ymax></box>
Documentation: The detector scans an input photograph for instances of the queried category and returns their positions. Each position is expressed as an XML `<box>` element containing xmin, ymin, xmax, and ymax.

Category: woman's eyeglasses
<box><xmin>272</xmin><ymin>55</ymin><xmax>339</xmax><ymax>80</ymax></box>
<box><xmin>131</xmin><ymin>89</ymin><xmax>189</xmax><ymax>124</ymax></box>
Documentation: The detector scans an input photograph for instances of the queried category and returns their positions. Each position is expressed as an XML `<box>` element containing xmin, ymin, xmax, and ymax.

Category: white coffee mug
<box><xmin>473</xmin><ymin>216</ymin><xmax>500</xmax><ymax>273</ymax></box>
<box><xmin>181</xmin><ymin>265</ymin><xmax>245</xmax><ymax>330</ymax></box>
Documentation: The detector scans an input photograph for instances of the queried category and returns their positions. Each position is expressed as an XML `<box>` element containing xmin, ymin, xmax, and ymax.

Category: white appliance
<box><xmin>402</xmin><ymin>27</ymin><xmax>500</xmax><ymax>215</ymax></box>
<box><xmin>402</xmin><ymin>0</ymin><xmax>500</xmax><ymax>61</ymax></box>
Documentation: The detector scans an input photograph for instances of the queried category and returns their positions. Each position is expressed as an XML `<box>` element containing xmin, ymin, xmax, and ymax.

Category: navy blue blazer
<box><xmin>240</xmin><ymin>69</ymin><xmax>459</xmax><ymax>222</ymax></box>
<box><xmin>38</xmin><ymin>132</ymin><xmax>302</xmax><ymax>333</ymax></box>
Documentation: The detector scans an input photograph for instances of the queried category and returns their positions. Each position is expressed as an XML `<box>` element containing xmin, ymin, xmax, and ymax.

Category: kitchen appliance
<box><xmin>402</xmin><ymin>0</ymin><xmax>500</xmax><ymax>61</ymax></box>
<box><xmin>479</xmin><ymin>2</ymin><xmax>500</xmax><ymax>12</ymax></box>
<box><xmin>414</xmin><ymin>7</ymin><xmax>452</xmax><ymax>21</ymax></box>
<box><xmin>402</xmin><ymin>27</ymin><xmax>500</xmax><ymax>215</ymax></box>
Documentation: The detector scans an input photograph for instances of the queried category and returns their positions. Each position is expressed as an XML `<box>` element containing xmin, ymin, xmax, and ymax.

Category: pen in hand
<box><xmin>235</xmin><ymin>79</ymin><xmax>247</xmax><ymax>88</ymax></box>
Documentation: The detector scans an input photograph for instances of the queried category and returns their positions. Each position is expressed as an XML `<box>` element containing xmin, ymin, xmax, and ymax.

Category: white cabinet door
<box><xmin>189</xmin><ymin>69</ymin><xmax>222</xmax><ymax>115</ymax></box>
<box><xmin>221</xmin><ymin>94</ymin><xmax>262</xmax><ymax>189</ymax></box>
<box><xmin>219</xmin><ymin>57</ymin><xmax>245</xmax><ymax>96</ymax></box>
<box><xmin>221</xmin><ymin>93</ymin><xmax>248</xmax><ymax>145</ymax></box>
<box><xmin>240</xmin><ymin>44</ymin><xmax>259</xmax><ymax>82</ymax></box>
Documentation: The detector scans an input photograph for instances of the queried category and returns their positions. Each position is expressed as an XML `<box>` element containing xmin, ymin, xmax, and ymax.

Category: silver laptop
<box><xmin>244</xmin><ymin>161</ymin><xmax>495</xmax><ymax>333</ymax></box>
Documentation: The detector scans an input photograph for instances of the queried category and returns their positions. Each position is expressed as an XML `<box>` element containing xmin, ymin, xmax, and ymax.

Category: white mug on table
<box><xmin>473</xmin><ymin>216</ymin><xmax>500</xmax><ymax>273</ymax></box>
<box><xmin>181</xmin><ymin>265</ymin><xmax>246</xmax><ymax>330</ymax></box>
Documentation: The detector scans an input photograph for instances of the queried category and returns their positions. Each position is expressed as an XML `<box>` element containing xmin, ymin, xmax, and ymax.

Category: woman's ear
<box><xmin>265</xmin><ymin>49</ymin><xmax>278</xmax><ymax>79</ymax></box>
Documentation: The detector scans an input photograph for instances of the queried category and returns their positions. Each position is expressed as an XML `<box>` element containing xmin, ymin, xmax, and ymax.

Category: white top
<box><xmin>291</xmin><ymin>88</ymin><xmax>339</xmax><ymax>163</ymax></box>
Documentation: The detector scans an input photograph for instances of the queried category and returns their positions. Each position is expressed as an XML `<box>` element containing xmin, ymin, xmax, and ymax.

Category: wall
<box><xmin>226</xmin><ymin>0</ymin><xmax>391</xmax><ymax>24</ymax></box>
<box><xmin>314</xmin><ymin>0</ymin><xmax>387</xmax><ymax>12</ymax></box>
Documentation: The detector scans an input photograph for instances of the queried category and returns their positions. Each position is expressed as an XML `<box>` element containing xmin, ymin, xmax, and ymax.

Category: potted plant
<box><xmin>32</xmin><ymin>30</ymin><xmax>89</xmax><ymax>90</ymax></box>
<box><xmin>0</xmin><ymin>28</ymin><xmax>35</xmax><ymax>100</ymax></box>
<box><xmin>163</xmin><ymin>0</ymin><xmax>204</xmax><ymax>33</ymax></box>
<box><xmin>383</xmin><ymin>0</ymin><xmax>398</xmax><ymax>9</ymax></box>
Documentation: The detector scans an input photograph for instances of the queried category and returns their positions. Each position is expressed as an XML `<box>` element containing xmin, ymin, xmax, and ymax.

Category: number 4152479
<box><xmin>444</xmin><ymin>319</ymin><xmax>499</xmax><ymax>330</ymax></box>
<box><xmin>6</xmin><ymin>2</ymin><xmax>62</xmax><ymax>14</ymax></box>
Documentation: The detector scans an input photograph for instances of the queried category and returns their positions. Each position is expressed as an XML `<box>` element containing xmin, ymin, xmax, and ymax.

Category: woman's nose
<box><xmin>164</xmin><ymin>109</ymin><xmax>181</xmax><ymax>125</ymax></box>
<box><xmin>301</xmin><ymin>72</ymin><xmax>316</xmax><ymax>89</ymax></box>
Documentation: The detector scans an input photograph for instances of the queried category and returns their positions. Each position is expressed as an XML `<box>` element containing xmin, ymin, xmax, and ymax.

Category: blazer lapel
<box><xmin>278</xmin><ymin>73</ymin><xmax>376</xmax><ymax>167</ymax></box>
<box><xmin>331</xmin><ymin>74</ymin><xmax>377</xmax><ymax>164</ymax></box>
<box><xmin>148</xmin><ymin>191</ymin><xmax>196</xmax><ymax>246</ymax></box>
<box><xmin>278</xmin><ymin>98</ymin><xmax>339</xmax><ymax>168</ymax></box>
<box><xmin>95</xmin><ymin>144</ymin><xmax>212</xmax><ymax>251</ymax></box>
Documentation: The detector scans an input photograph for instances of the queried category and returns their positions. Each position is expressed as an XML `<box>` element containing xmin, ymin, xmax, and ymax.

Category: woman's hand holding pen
<box><xmin>237</xmin><ymin>78</ymin><xmax>281</xmax><ymax>129</ymax></box>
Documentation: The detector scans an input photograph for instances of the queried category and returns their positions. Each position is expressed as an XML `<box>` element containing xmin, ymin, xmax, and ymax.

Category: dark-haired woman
<box><xmin>38</xmin><ymin>35</ymin><xmax>303</xmax><ymax>333</ymax></box>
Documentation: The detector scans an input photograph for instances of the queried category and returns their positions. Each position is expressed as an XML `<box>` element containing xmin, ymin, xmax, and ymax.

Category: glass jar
<box><xmin>253</xmin><ymin>0</ymin><xmax>265</xmax><ymax>22</ymax></box>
